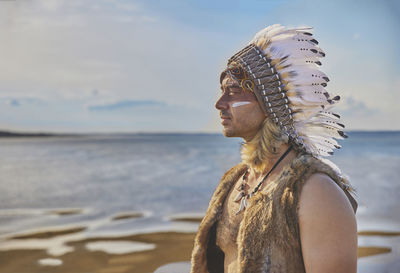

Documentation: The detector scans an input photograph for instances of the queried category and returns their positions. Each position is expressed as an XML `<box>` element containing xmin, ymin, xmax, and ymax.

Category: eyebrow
<box><xmin>220</xmin><ymin>82</ymin><xmax>241</xmax><ymax>91</ymax></box>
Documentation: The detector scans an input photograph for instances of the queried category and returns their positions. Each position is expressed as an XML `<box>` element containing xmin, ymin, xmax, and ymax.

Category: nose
<box><xmin>215</xmin><ymin>94</ymin><xmax>229</xmax><ymax>110</ymax></box>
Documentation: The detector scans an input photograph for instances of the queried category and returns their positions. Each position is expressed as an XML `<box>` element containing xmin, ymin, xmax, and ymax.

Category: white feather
<box><xmin>289</xmin><ymin>97</ymin><xmax>330</xmax><ymax>106</ymax></box>
<box><xmin>314</xmin><ymin>121</ymin><xmax>344</xmax><ymax>130</ymax></box>
<box><xmin>296</xmin><ymin>123</ymin><xmax>345</xmax><ymax>140</ymax></box>
<box><xmin>266</xmin><ymin>41</ymin><xmax>325</xmax><ymax>60</ymax></box>
<box><xmin>289</xmin><ymin>75</ymin><xmax>328</xmax><ymax>86</ymax></box>
<box><xmin>282</xmin><ymin>57</ymin><xmax>321</xmax><ymax>67</ymax></box>
<box><xmin>290</xmin><ymin>33</ymin><xmax>319</xmax><ymax>45</ymax></box>
<box><xmin>291</xmin><ymin>85</ymin><xmax>327</xmax><ymax>94</ymax></box>
<box><xmin>292</xmin><ymin>108</ymin><xmax>324</xmax><ymax>120</ymax></box>
<box><xmin>314</xmin><ymin>111</ymin><xmax>340</xmax><ymax>121</ymax></box>
<box><xmin>300</xmin><ymin>135</ymin><xmax>335</xmax><ymax>156</ymax></box>
<box><xmin>287</xmin><ymin>85</ymin><xmax>331</xmax><ymax>104</ymax></box>
<box><xmin>307</xmin><ymin>135</ymin><xmax>341</xmax><ymax>149</ymax></box>
<box><xmin>252</xmin><ymin>24</ymin><xmax>285</xmax><ymax>42</ymax></box>
<box><xmin>291</xmin><ymin>103</ymin><xmax>331</xmax><ymax>115</ymax></box>
<box><xmin>244</xmin><ymin>24</ymin><xmax>346</xmax><ymax>157</ymax></box>
<box><xmin>289</xmin><ymin>67</ymin><xmax>328</xmax><ymax>82</ymax></box>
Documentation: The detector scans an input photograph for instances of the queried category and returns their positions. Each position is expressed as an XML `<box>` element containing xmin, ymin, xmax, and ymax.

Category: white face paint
<box><xmin>232</xmin><ymin>101</ymin><xmax>251</xmax><ymax>108</ymax></box>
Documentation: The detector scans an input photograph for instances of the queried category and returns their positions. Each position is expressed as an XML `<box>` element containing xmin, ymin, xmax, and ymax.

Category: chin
<box><xmin>222</xmin><ymin>128</ymin><xmax>237</xmax><ymax>138</ymax></box>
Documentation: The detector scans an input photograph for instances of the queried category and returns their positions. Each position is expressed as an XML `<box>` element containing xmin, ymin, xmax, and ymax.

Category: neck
<box><xmin>240</xmin><ymin>118</ymin><xmax>291</xmax><ymax>172</ymax></box>
<box><xmin>248</xmin><ymin>144</ymin><xmax>294</xmax><ymax>175</ymax></box>
<box><xmin>240</xmin><ymin>133</ymin><xmax>277</xmax><ymax>173</ymax></box>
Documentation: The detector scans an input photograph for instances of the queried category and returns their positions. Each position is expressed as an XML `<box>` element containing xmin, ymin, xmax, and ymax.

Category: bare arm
<box><xmin>299</xmin><ymin>173</ymin><xmax>357</xmax><ymax>273</ymax></box>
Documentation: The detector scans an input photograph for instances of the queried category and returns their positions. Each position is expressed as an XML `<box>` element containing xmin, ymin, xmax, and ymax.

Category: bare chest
<box><xmin>216</xmin><ymin>180</ymin><xmax>245</xmax><ymax>253</ymax></box>
<box><xmin>215</xmin><ymin>171</ymin><xmax>273</xmax><ymax>253</ymax></box>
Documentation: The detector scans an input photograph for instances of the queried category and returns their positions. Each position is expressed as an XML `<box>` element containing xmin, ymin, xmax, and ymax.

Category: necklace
<box><xmin>234</xmin><ymin>146</ymin><xmax>293</xmax><ymax>215</ymax></box>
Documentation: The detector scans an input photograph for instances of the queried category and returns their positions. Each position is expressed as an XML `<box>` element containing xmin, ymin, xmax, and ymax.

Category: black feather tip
<box><xmin>339</xmin><ymin>131</ymin><xmax>348</xmax><ymax>138</ymax></box>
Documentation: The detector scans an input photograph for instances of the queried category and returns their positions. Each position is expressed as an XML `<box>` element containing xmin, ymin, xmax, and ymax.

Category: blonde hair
<box><xmin>241</xmin><ymin>118</ymin><xmax>289</xmax><ymax>172</ymax></box>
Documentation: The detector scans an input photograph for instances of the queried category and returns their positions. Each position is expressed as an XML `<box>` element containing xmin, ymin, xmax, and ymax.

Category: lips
<box><xmin>220</xmin><ymin>114</ymin><xmax>231</xmax><ymax>125</ymax></box>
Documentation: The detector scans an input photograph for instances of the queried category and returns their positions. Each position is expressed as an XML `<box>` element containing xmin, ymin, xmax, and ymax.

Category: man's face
<box><xmin>215</xmin><ymin>75</ymin><xmax>266</xmax><ymax>141</ymax></box>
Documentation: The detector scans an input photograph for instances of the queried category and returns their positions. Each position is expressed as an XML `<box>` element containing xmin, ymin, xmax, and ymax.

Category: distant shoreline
<box><xmin>0</xmin><ymin>130</ymin><xmax>399</xmax><ymax>138</ymax></box>
<box><xmin>0</xmin><ymin>131</ymin><xmax>64</xmax><ymax>138</ymax></box>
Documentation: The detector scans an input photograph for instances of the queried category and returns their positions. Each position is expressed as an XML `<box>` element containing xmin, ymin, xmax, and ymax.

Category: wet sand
<box><xmin>170</xmin><ymin>215</ymin><xmax>204</xmax><ymax>223</ymax></box>
<box><xmin>358</xmin><ymin>230</ymin><xmax>400</xmax><ymax>236</ymax></box>
<box><xmin>47</xmin><ymin>208</ymin><xmax>84</xmax><ymax>216</ymax></box>
<box><xmin>0</xmin><ymin>224</ymin><xmax>397</xmax><ymax>273</ymax></box>
<box><xmin>10</xmin><ymin>227</ymin><xmax>86</xmax><ymax>240</ymax></box>
<box><xmin>357</xmin><ymin>246</ymin><xmax>391</xmax><ymax>258</ymax></box>
<box><xmin>0</xmin><ymin>231</ymin><xmax>195</xmax><ymax>273</ymax></box>
<box><xmin>111</xmin><ymin>212</ymin><xmax>144</xmax><ymax>221</ymax></box>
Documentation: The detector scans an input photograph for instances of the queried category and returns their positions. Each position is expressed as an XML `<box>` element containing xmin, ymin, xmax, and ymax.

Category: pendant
<box><xmin>233</xmin><ymin>191</ymin><xmax>244</xmax><ymax>202</ymax></box>
<box><xmin>236</xmin><ymin>196</ymin><xmax>248</xmax><ymax>215</ymax></box>
<box><xmin>234</xmin><ymin>169</ymin><xmax>250</xmax><ymax>215</ymax></box>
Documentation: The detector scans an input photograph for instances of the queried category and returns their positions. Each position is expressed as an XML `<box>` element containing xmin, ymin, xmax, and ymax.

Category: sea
<box><xmin>0</xmin><ymin>131</ymin><xmax>399</xmax><ymax>273</ymax></box>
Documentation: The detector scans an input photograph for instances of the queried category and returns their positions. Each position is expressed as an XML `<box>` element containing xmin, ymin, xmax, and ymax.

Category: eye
<box><xmin>228</xmin><ymin>87</ymin><xmax>241</xmax><ymax>95</ymax></box>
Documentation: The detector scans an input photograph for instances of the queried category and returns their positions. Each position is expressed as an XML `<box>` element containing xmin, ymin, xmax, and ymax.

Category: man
<box><xmin>190</xmin><ymin>25</ymin><xmax>358</xmax><ymax>273</ymax></box>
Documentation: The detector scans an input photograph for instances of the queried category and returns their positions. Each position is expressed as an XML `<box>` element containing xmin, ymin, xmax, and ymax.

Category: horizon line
<box><xmin>1</xmin><ymin>129</ymin><xmax>400</xmax><ymax>137</ymax></box>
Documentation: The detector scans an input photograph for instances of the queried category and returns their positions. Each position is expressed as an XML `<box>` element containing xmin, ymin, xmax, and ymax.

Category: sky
<box><xmin>0</xmin><ymin>0</ymin><xmax>399</xmax><ymax>133</ymax></box>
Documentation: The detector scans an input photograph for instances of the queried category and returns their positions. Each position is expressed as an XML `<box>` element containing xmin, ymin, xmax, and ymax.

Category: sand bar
<box><xmin>0</xmin><ymin>231</ymin><xmax>195</xmax><ymax>273</ymax></box>
<box><xmin>111</xmin><ymin>212</ymin><xmax>144</xmax><ymax>221</ymax></box>
<box><xmin>0</xmin><ymin>228</ymin><xmax>395</xmax><ymax>273</ymax></box>
<box><xmin>358</xmin><ymin>230</ymin><xmax>400</xmax><ymax>236</ymax></box>
<box><xmin>47</xmin><ymin>208</ymin><xmax>84</xmax><ymax>216</ymax></box>
<box><xmin>10</xmin><ymin>227</ymin><xmax>86</xmax><ymax>240</ymax></box>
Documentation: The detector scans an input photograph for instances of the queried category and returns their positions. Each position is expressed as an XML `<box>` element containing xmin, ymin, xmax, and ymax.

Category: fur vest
<box><xmin>190</xmin><ymin>154</ymin><xmax>357</xmax><ymax>273</ymax></box>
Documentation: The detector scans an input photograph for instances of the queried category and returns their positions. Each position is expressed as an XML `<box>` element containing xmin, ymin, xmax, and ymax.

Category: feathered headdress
<box><xmin>220</xmin><ymin>24</ymin><xmax>346</xmax><ymax>157</ymax></box>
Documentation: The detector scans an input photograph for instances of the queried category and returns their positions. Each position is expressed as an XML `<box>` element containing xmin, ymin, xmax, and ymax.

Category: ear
<box><xmin>220</xmin><ymin>71</ymin><xmax>227</xmax><ymax>84</ymax></box>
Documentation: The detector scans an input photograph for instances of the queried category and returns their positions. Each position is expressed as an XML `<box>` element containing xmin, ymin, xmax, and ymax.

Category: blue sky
<box><xmin>0</xmin><ymin>0</ymin><xmax>399</xmax><ymax>133</ymax></box>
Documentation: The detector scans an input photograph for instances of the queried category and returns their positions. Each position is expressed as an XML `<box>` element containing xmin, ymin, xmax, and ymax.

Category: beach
<box><xmin>0</xmin><ymin>133</ymin><xmax>399</xmax><ymax>272</ymax></box>
<box><xmin>0</xmin><ymin>211</ymin><xmax>397</xmax><ymax>273</ymax></box>
<box><xmin>0</xmin><ymin>212</ymin><xmax>398</xmax><ymax>273</ymax></box>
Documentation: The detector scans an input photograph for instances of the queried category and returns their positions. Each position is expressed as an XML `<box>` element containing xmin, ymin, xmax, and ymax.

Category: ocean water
<box><xmin>0</xmin><ymin>132</ymin><xmax>399</xmax><ymax>272</ymax></box>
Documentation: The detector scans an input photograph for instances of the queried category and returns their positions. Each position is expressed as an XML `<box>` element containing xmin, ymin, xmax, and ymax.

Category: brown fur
<box><xmin>190</xmin><ymin>154</ymin><xmax>357</xmax><ymax>273</ymax></box>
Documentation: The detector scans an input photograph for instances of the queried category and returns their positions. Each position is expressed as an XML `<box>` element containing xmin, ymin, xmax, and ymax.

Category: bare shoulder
<box><xmin>298</xmin><ymin>173</ymin><xmax>357</xmax><ymax>273</ymax></box>
<box><xmin>299</xmin><ymin>173</ymin><xmax>355</xmax><ymax>219</ymax></box>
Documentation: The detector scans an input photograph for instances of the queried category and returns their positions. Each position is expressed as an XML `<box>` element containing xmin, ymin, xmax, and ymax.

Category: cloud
<box><xmin>1</xmin><ymin>96</ymin><xmax>46</xmax><ymax>107</ymax></box>
<box><xmin>0</xmin><ymin>0</ymin><xmax>398</xmax><ymax>132</ymax></box>
<box><xmin>340</xmin><ymin>96</ymin><xmax>379</xmax><ymax>117</ymax></box>
<box><xmin>87</xmin><ymin>100</ymin><xmax>166</xmax><ymax>111</ymax></box>
<box><xmin>333</xmin><ymin>96</ymin><xmax>400</xmax><ymax>130</ymax></box>
<box><xmin>0</xmin><ymin>0</ymin><xmax>220</xmax><ymax>107</ymax></box>
<box><xmin>8</xmin><ymin>99</ymin><xmax>20</xmax><ymax>107</ymax></box>
<box><xmin>114</xmin><ymin>2</ymin><xmax>139</xmax><ymax>12</ymax></box>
